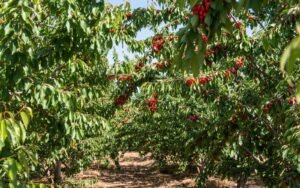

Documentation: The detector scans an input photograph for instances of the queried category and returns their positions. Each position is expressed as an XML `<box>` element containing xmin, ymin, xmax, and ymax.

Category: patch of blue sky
<box><xmin>107</xmin><ymin>0</ymin><xmax>158</xmax><ymax>64</ymax></box>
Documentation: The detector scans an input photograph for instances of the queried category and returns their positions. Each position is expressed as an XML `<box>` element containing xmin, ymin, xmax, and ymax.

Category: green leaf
<box><xmin>176</xmin><ymin>0</ymin><xmax>185</xmax><ymax>9</ymax></box>
<box><xmin>18</xmin><ymin>150</ymin><xmax>29</xmax><ymax>175</ymax></box>
<box><xmin>296</xmin><ymin>83</ymin><xmax>300</xmax><ymax>102</ymax></box>
<box><xmin>6</xmin><ymin>120</ymin><xmax>17</xmax><ymax>146</ymax></box>
<box><xmin>20</xmin><ymin>111</ymin><xmax>29</xmax><ymax>129</ymax></box>
<box><xmin>0</xmin><ymin>120</ymin><xmax>8</xmax><ymax>143</ymax></box>
<box><xmin>204</xmin><ymin>14</ymin><xmax>212</xmax><ymax>26</ymax></box>
<box><xmin>19</xmin><ymin>123</ymin><xmax>26</xmax><ymax>143</ymax></box>
<box><xmin>66</xmin><ymin>21</ymin><xmax>71</xmax><ymax>33</ymax></box>
<box><xmin>190</xmin><ymin>51</ymin><xmax>201</xmax><ymax>76</ymax></box>
<box><xmin>4</xmin><ymin>23</ymin><xmax>12</xmax><ymax>35</ymax></box>
<box><xmin>6</xmin><ymin>158</ymin><xmax>18</xmax><ymax>187</ymax></box>
<box><xmin>190</xmin><ymin>15</ymin><xmax>199</xmax><ymax>28</ymax></box>
<box><xmin>80</xmin><ymin>20</ymin><xmax>87</xmax><ymax>32</ymax></box>
<box><xmin>280</xmin><ymin>36</ymin><xmax>300</xmax><ymax>74</ymax></box>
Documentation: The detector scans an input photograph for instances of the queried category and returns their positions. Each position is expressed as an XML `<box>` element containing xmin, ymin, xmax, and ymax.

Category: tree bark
<box><xmin>237</xmin><ymin>173</ymin><xmax>248</xmax><ymax>188</ymax></box>
<box><xmin>54</xmin><ymin>160</ymin><xmax>62</xmax><ymax>186</ymax></box>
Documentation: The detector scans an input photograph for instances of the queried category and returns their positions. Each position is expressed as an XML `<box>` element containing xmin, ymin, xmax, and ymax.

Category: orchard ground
<box><xmin>36</xmin><ymin>152</ymin><xmax>264</xmax><ymax>187</ymax></box>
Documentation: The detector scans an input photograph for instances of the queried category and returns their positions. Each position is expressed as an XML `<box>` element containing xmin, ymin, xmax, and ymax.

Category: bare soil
<box><xmin>66</xmin><ymin>152</ymin><xmax>248</xmax><ymax>188</ymax></box>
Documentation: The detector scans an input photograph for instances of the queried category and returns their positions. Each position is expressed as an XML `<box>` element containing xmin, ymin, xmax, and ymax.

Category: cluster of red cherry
<box><xmin>192</xmin><ymin>0</ymin><xmax>211</xmax><ymax>24</ymax></box>
<box><xmin>263</xmin><ymin>97</ymin><xmax>298</xmax><ymax>112</ymax></box>
<box><xmin>288</xmin><ymin>97</ymin><xmax>298</xmax><ymax>105</ymax></box>
<box><xmin>107</xmin><ymin>75</ymin><xmax>115</xmax><ymax>80</ymax></box>
<box><xmin>147</xmin><ymin>94</ymin><xmax>158</xmax><ymax>112</ymax></box>
<box><xmin>187</xmin><ymin>114</ymin><xmax>199</xmax><ymax>122</ymax></box>
<box><xmin>118</xmin><ymin>75</ymin><xmax>133</xmax><ymax>81</ymax></box>
<box><xmin>152</xmin><ymin>35</ymin><xmax>165</xmax><ymax>53</ymax></box>
<box><xmin>115</xmin><ymin>94</ymin><xmax>128</xmax><ymax>106</ymax></box>
<box><xmin>205</xmin><ymin>44</ymin><xmax>224</xmax><ymax>59</ymax></box>
<box><xmin>135</xmin><ymin>61</ymin><xmax>144</xmax><ymax>72</ymax></box>
<box><xmin>225</xmin><ymin>57</ymin><xmax>244</xmax><ymax>78</ymax></box>
<box><xmin>107</xmin><ymin>75</ymin><xmax>133</xmax><ymax>81</ymax></box>
<box><xmin>155</xmin><ymin>61</ymin><xmax>172</xmax><ymax>69</ymax></box>
<box><xmin>186</xmin><ymin>76</ymin><xmax>211</xmax><ymax>87</ymax></box>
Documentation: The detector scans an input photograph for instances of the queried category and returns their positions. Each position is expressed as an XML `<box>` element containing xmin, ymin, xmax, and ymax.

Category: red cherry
<box><xmin>192</xmin><ymin>5</ymin><xmax>201</xmax><ymax>15</ymax></box>
<box><xmin>267</xmin><ymin>102</ymin><xmax>273</xmax><ymax>108</ymax></box>
<box><xmin>126</xmin><ymin>12</ymin><xmax>132</xmax><ymax>18</ymax></box>
<box><xmin>115</xmin><ymin>95</ymin><xmax>128</xmax><ymax>106</ymax></box>
<box><xmin>288</xmin><ymin>97</ymin><xmax>297</xmax><ymax>105</ymax></box>
<box><xmin>263</xmin><ymin>102</ymin><xmax>273</xmax><ymax>112</ymax></box>
<box><xmin>234</xmin><ymin>21</ymin><xmax>242</xmax><ymax>28</ymax></box>
<box><xmin>107</xmin><ymin>75</ymin><xmax>115</xmax><ymax>80</ymax></box>
<box><xmin>199</xmin><ymin>76</ymin><xmax>209</xmax><ymax>84</ymax></box>
<box><xmin>225</xmin><ymin>69</ymin><xmax>230</xmax><ymax>78</ymax></box>
<box><xmin>150</xmin><ymin>106</ymin><xmax>157</xmax><ymax>112</ymax></box>
<box><xmin>192</xmin><ymin>0</ymin><xmax>210</xmax><ymax>24</ymax></box>
<box><xmin>118</xmin><ymin>75</ymin><xmax>132</xmax><ymax>81</ymax></box>
<box><xmin>155</xmin><ymin>63</ymin><xmax>164</xmax><ymax>69</ymax></box>
<box><xmin>168</xmin><ymin>36</ymin><xmax>175</xmax><ymax>42</ymax></box>
<box><xmin>201</xmin><ymin>34</ymin><xmax>208</xmax><ymax>43</ymax></box>
<box><xmin>152</xmin><ymin>35</ymin><xmax>165</xmax><ymax>53</ymax></box>
<box><xmin>135</xmin><ymin>62</ymin><xmax>143</xmax><ymax>71</ymax></box>
<box><xmin>147</xmin><ymin>96</ymin><xmax>158</xmax><ymax>112</ymax></box>
<box><xmin>152</xmin><ymin>35</ymin><xmax>163</xmax><ymax>43</ymax></box>
<box><xmin>235</xmin><ymin>57</ymin><xmax>244</xmax><ymax>68</ymax></box>
<box><xmin>186</xmin><ymin>78</ymin><xmax>196</xmax><ymax>87</ymax></box>
<box><xmin>187</xmin><ymin>114</ymin><xmax>199</xmax><ymax>122</ymax></box>
<box><xmin>229</xmin><ymin>67</ymin><xmax>238</xmax><ymax>74</ymax></box>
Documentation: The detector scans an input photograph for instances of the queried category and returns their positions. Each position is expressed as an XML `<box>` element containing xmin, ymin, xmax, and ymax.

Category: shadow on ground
<box><xmin>68</xmin><ymin>152</ymin><xmax>263</xmax><ymax>188</ymax></box>
<box><xmin>70</xmin><ymin>152</ymin><xmax>195</xmax><ymax>188</ymax></box>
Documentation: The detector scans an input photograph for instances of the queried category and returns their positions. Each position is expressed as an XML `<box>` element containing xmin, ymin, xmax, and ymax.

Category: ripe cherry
<box><xmin>186</xmin><ymin>78</ymin><xmax>196</xmax><ymax>87</ymax></box>
<box><xmin>201</xmin><ymin>34</ymin><xmax>208</xmax><ymax>43</ymax></box>
<box><xmin>155</xmin><ymin>63</ymin><xmax>164</xmax><ymax>69</ymax></box>
<box><xmin>187</xmin><ymin>114</ymin><xmax>199</xmax><ymax>122</ymax></box>
<box><xmin>229</xmin><ymin>67</ymin><xmax>238</xmax><ymax>74</ymax></box>
<box><xmin>126</xmin><ymin>12</ymin><xmax>132</xmax><ymax>18</ymax></box>
<box><xmin>192</xmin><ymin>0</ymin><xmax>211</xmax><ymax>24</ymax></box>
<box><xmin>147</xmin><ymin>95</ymin><xmax>158</xmax><ymax>112</ymax></box>
<box><xmin>235</xmin><ymin>57</ymin><xmax>244</xmax><ymax>68</ymax></box>
<box><xmin>152</xmin><ymin>35</ymin><xmax>165</xmax><ymax>53</ymax></box>
<box><xmin>225</xmin><ymin>69</ymin><xmax>230</xmax><ymax>78</ymax></box>
<box><xmin>107</xmin><ymin>75</ymin><xmax>115</xmax><ymax>80</ymax></box>
<box><xmin>234</xmin><ymin>21</ymin><xmax>242</xmax><ymax>28</ymax></box>
<box><xmin>115</xmin><ymin>95</ymin><xmax>128</xmax><ymax>106</ymax></box>
<box><xmin>288</xmin><ymin>97</ymin><xmax>297</xmax><ymax>105</ymax></box>
<box><xmin>199</xmin><ymin>76</ymin><xmax>210</xmax><ymax>84</ymax></box>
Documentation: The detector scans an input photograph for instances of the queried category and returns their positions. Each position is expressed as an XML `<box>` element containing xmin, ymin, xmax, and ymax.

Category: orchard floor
<box><xmin>64</xmin><ymin>152</ymin><xmax>264</xmax><ymax>188</ymax></box>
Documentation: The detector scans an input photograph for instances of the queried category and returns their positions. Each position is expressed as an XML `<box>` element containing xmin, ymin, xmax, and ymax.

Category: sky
<box><xmin>109</xmin><ymin>0</ymin><xmax>154</xmax><ymax>9</ymax></box>
<box><xmin>107</xmin><ymin>0</ymin><xmax>155</xmax><ymax>64</ymax></box>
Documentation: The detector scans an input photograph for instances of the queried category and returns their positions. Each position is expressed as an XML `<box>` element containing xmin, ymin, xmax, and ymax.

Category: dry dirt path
<box><xmin>70</xmin><ymin>152</ymin><xmax>196</xmax><ymax>187</ymax></box>
<box><xmin>68</xmin><ymin>152</ymin><xmax>262</xmax><ymax>188</ymax></box>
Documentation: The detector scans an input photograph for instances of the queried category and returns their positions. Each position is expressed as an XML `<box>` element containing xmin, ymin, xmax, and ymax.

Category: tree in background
<box><xmin>0</xmin><ymin>0</ymin><xmax>300</xmax><ymax>187</ymax></box>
